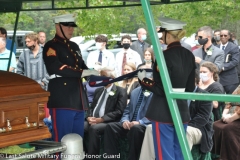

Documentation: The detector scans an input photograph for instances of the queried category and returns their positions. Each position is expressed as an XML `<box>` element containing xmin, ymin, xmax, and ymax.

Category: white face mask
<box><xmin>158</xmin><ymin>33</ymin><xmax>162</xmax><ymax>38</ymax></box>
<box><xmin>194</xmin><ymin>40</ymin><xmax>200</xmax><ymax>45</ymax></box>
<box><xmin>141</xmin><ymin>35</ymin><xmax>147</xmax><ymax>41</ymax></box>
<box><xmin>199</xmin><ymin>73</ymin><xmax>209</xmax><ymax>82</ymax></box>
<box><xmin>95</xmin><ymin>42</ymin><xmax>103</xmax><ymax>50</ymax></box>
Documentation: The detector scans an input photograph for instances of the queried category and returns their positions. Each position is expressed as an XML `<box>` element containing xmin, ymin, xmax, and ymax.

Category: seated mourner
<box><xmin>212</xmin><ymin>85</ymin><xmax>240</xmax><ymax>160</ymax></box>
<box><xmin>84</xmin><ymin>67</ymin><xmax>127</xmax><ymax>159</ymax></box>
<box><xmin>186</xmin><ymin>70</ymin><xmax>214</xmax><ymax>152</ymax></box>
<box><xmin>103</xmin><ymin>71</ymin><xmax>153</xmax><ymax>160</ymax></box>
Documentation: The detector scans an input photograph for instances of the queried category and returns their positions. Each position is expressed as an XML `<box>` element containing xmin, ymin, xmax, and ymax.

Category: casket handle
<box><xmin>25</xmin><ymin>117</ymin><xmax>30</xmax><ymax>128</ymax></box>
<box><xmin>7</xmin><ymin>119</ymin><xmax>12</xmax><ymax>131</ymax></box>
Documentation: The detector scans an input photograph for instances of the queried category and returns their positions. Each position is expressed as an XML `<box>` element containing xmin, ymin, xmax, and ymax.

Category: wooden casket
<box><xmin>0</xmin><ymin>71</ymin><xmax>51</xmax><ymax>148</ymax></box>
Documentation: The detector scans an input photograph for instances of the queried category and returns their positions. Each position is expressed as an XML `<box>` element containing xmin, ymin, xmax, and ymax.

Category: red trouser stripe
<box><xmin>155</xmin><ymin>122</ymin><xmax>163</xmax><ymax>160</ymax></box>
<box><xmin>52</xmin><ymin>108</ymin><xmax>59</xmax><ymax>142</ymax></box>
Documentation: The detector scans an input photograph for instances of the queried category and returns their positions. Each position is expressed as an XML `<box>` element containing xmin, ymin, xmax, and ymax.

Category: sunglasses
<box><xmin>220</xmin><ymin>35</ymin><xmax>228</xmax><ymax>38</ymax></box>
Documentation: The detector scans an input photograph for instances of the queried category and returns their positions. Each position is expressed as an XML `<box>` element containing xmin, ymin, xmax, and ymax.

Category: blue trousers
<box><xmin>50</xmin><ymin>108</ymin><xmax>85</xmax><ymax>142</ymax></box>
<box><xmin>152</xmin><ymin>122</ymin><xmax>187</xmax><ymax>160</ymax></box>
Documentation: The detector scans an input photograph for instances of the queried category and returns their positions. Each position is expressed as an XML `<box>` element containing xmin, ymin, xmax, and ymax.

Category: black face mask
<box><xmin>123</xmin><ymin>43</ymin><xmax>130</xmax><ymax>49</ymax></box>
<box><xmin>27</xmin><ymin>45</ymin><xmax>36</xmax><ymax>50</ymax></box>
<box><xmin>198</xmin><ymin>38</ymin><xmax>208</xmax><ymax>46</ymax></box>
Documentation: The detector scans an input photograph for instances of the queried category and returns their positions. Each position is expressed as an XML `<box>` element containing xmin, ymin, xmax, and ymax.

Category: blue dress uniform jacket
<box><xmin>43</xmin><ymin>34</ymin><xmax>88</xmax><ymax>110</ymax></box>
<box><xmin>140</xmin><ymin>42</ymin><xmax>196</xmax><ymax>123</ymax></box>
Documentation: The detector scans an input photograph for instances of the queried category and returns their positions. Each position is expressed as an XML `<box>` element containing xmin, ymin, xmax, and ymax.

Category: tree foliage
<box><xmin>0</xmin><ymin>0</ymin><xmax>240</xmax><ymax>42</ymax></box>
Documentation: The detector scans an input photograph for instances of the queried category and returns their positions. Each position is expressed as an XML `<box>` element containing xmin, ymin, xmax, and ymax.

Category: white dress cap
<box><xmin>158</xmin><ymin>17</ymin><xmax>186</xmax><ymax>31</ymax></box>
<box><xmin>53</xmin><ymin>14</ymin><xmax>76</xmax><ymax>23</ymax></box>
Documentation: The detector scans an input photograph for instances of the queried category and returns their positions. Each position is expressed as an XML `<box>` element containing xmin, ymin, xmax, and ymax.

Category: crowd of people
<box><xmin>0</xmin><ymin>13</ymin><xmax>240</xmax><ymax>160</ymax></box>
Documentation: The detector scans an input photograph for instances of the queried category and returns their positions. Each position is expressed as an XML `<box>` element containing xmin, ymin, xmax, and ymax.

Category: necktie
<box><xmin>98</xmin><ymin>51</ymin><xmax>102</xmax><ymax>64</ymax></box>
<box><xmin>94</xmin><ymin>89</ymin><xmax>107</xmax><ymax>118</ymax></box>
<box><xmin>222</xmin><ymin>46</ymin><xmax>225</xmax><ymax>50</ymax></box>
<box><xmin>121</xmin><ymin>52</ymin><xmax>127</xmax><ymax>75</ymax></box>
<box><xmin>132</xmin><ymin>90</ymin><xmax>144</xmax><ymax>121</ymax></box>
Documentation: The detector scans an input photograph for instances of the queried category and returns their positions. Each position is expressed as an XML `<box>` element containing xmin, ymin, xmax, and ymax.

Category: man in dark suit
<box><xmin>84</xmin><ymin>67</ymin><xmax>127</xmax><ymax>158</ymax></box>
<box><xmin>218</xmin><ymin>29</ymin><xmax>240</xmax><ymax>94</ymax></box>
<box><xmin>130</xmin><ymin>28</ymin><xmax>150</xmax><ymax>61</ymax></box>
<box><xmin>104</xmin><ymin>86</ymin><xmax>153</xmax><ymax>160</ymax></box>
<box><xmin>193</xmin><ymin>26</ymin><xmax>224</xmax><ymax>71</ymax></box>
<box><xmin>186</xmin><ymin>70</ymin><xmax>214</xmax><ymax>153</ymax></box>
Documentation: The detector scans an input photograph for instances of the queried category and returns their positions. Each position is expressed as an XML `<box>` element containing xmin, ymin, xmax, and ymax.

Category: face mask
<box><xmin>95</xmin><ymin>42</ymin><xmax>102</xmax><ymax>50</ymax></box>
<box><xmin>141</xmin><ymin>35</ymin><xmax>147</xmax><ymax>41</ymax></box>
<box><xmin>199</xmin><ymin>73</ymin><xmax>209</xmax><ymax>82</ymax></box>
<box><xmin>194</xmin><ymin>40</ymin><xmax>200</xmax><ymax>45</ymax></box>
<box><xmin>144</xmin><ymin>59</ymin><xmax>152</xmax><ymax>63</ymax></box>
<box><xmin>157</xmin><ymin>33</ymin><xmax>162</xmax><ymax>38</ymax></box>
<box><xmin>214</xmin><ymin>35</ymin><xmax>220</xmax><ymax>41</ymax></box>
<box><xmin>123</xmin><ymin>43</ymin><xmax>130</xmax><ymax>49</ymax></box>
<box><xmin>27</xmin><ymin>45</ymin><xmax>35</xmax><ymax>50</ymax></box>
<box><xmin>198</xmin><ymin>38</ymin><xmax>208</xmax><ymax>46</ymax></box>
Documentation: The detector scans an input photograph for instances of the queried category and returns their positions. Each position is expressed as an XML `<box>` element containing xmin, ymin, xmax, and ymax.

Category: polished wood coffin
<box><xmin>0</xmin><ymin>71</ymin><xmax>51</xmax><ymax>148</ymax></box>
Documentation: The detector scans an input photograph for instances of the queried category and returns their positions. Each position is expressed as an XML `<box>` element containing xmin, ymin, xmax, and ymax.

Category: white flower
<box><xmin>109</xmin><ymin>91</ymin><xmax>115</xmax><ymax>96</ymax></box>
<box><xmin>143</xmin><ymin>90</ymin><xmax>150</xmax><ymax>97</ymax></box>
<box><xmin>206</xmin><ymin>48</ymin><xmax>213</xmax><ymax>55</ymax></box>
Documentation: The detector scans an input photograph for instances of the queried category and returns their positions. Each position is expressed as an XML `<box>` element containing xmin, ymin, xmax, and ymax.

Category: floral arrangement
<box><xmin>206</xmin><ymin>48</ymin><xmax>213</xmax><ymax>56</ymax></box>
<box><xmin>109</xmin><ymin>91</ymin><xmax>116</xmax><ymax>96</ymax></box>
<box><xmin>143</xmin><ymin>90</ymin><xmax>151</xmax><ymax>97</ymax></box>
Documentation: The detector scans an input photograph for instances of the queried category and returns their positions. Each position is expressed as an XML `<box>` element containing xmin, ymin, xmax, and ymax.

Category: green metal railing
<box><xmin>140</xmin><ymin>0</ymin><xmax>240</xmax><ymax>160</ymax></box>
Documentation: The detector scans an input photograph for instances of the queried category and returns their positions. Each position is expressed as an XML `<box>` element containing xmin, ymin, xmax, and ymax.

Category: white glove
<box><xmin>94</xmin><ymin>64</ymin><xmax>102</xmax><ymax>71</ymax></box>
<box><xmin>81</xmin><ymin>69</ymin><xmax>99</xmax><ymax>78</ymax></box>
<box><xmin>223</xmin><ymin>114</ymin><xmax>231</xmax><ymax>119</ymax></box>
<box><xmin>138</xmin><ymin>70</ymin><xmax>146</xmax><ymax>81</ymax></box>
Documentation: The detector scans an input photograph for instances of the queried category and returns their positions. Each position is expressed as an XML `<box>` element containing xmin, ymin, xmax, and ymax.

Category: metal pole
<box><xmin>139</xmin><ymin>0</ymin><xmax>193</xmax><ymax>159</ymax></box>
<box><xmin>7</xmin><ymin>11</ymin><xmax>20</xmax><ymax>72</ymax></box>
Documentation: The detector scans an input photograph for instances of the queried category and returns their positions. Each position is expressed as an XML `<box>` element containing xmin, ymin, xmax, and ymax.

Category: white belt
<box><xmin>49</xmin><ymin>74</ymin><xmax>62</xmax><ymax>79</ymax></box>
<box><xmin>172</xmin><ymin>88</ymin><xmax>185</xmax><ymax>92</ymax></box>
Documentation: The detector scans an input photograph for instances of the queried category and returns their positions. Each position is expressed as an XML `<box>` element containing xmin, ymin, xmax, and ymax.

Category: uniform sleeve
<box><xmin>139</xmin><ymin>77</ymin><xmax>165</xmax><ymax>96</ymax></box>
<box><xmin>185</xmin><ymin>66</ymin><xmax>196</xmax><ymax>92</ymax></box>
<box><xmin>43</xmin><ymin>43</ymin><xmax>83</xmax><ymax>78</ymax></box>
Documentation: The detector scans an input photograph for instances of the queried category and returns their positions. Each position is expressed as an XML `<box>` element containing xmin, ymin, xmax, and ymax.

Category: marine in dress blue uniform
<box><xmin>43</xmin><ymin>14</ymin><xmax>98</xmax><ymax>142</ymax></box>
<box><xmin>138</xmin><ymin>17</ymin><xmax>196</xmax><ymax>160</ymax></box>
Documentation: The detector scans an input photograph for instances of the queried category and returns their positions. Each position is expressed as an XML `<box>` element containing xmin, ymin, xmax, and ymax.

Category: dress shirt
<box><xmin>87</xmin><ymin>49</ymin><xmax>115</xmax><ymax>69</ymax></box>
<box><xmin>0</xmin><ymin>49</ymin><xmax>16</xmax><ymax>71</ymax></box>
<box><xmin>220</xmin><ymin>42</ymin><xmax>228</xmax><ymax>51</ymax></box>
<box><xmin>115</xmin><ymin>48</ymin><xmax>142</xmax><ymax>76</ymax></box>
<box><xmin>93</xmin><ymin>84</ymin><xmax>113</xmax><ymax>117</ymax></box>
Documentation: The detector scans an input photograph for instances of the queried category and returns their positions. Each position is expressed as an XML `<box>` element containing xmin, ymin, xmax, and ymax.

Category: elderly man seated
<box><xmin>103</xmin><ymin>67</ymin><xmax>153</xmax><ymax>160</ymax></box>
<box><xmin>84</xmin><ymin>67</ymin><xmax>127</xmax><ymax>159</ymax></box>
